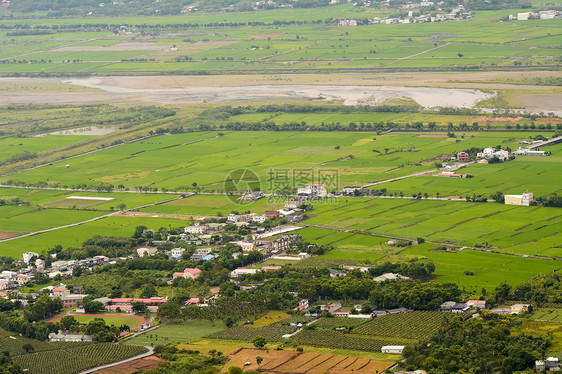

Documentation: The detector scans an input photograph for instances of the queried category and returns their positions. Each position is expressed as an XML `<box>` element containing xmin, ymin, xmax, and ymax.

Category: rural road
<box><xmin>78</xmin><ymin>346</ymin><xmax>154</xmax><ymax>374</ymax></box>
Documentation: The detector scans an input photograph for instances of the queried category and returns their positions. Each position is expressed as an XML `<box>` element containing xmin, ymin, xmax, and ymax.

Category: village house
<box><xmin>298</xmin><ymin>299</ymin><xmax>309</xmax><ymax>310</ymax></box>
<box><xmin>456</xmin><ymin>151</ymin><xmax>470</xmax><ymax>162</ymax></box>
<box><xmin>536</xmin><ymin>357</ymin><xmax>560</xmax><ymax>371</ymax></box>
<box><xmin>231</xmin><ymin>241</ymin><xmax>255</xmax><ymax>252</ymax></box>
<box><xmin>251</xmin><ymin>214</ymin><xmax>267</xmax><ymax>223</ymax></box>
<box><xmin>49</xmin><ymin>332</ymin><xmax>94</xmax><ymax>342</ymax></box>
<box><xmin>285</xmin><ymin>200</ymin><xmax>299</xmax><ymax>209</ymax></box>
<box><xmin>381</xmin><ymin>345</ymin><xmax>405</xmax><ymax>354</ymax></box>
<box><xmin>297</xmin><ymin>184</ymin><xmax>328</xmax><ymax>200</ymax></box>
<box><xmin>22</xmin><ymin>252</ymin><xmax>39</xmax><ymax>264</ymax></box>
<box><xmin>437</xmin><ymin>171</ymin><xmax>469</xmax><ymax>178</ymax></box>
<box><xmin>190</xmin><ymin>248</ymin><xmax>213</xmax><ymax>262</ymax></box>
<box><xmin>184</xmin><ymin>224</ymin><xmax>209</xmax><ymax>235</ymax></box>
<box><xmin>374</xmin><ymin>273</ymin><xmax>411</xmax><ymax>282</ymax></box>
<box><xmin>230</xmin><ymin>267</ymin><xmax>258</xmax><ymax>277</ymax></box>
<box><xmin>61</xmin><ymin>294</ymin><xmax>88</xmax><ymax>308</ymax></box>
<box><xmin>136</xmin><ymin>247</ymin><xmax>157</xmax><ymax>258</ymax></box>
<box><xmin>476</xmin><ymin>147</ymin><xmax>496</xmax><ymax>159</ymax></box>
<box><xmin>504</xmin><ymin>192</ymin><xmax>533</xmax><ymax>206</ymax></box>
<box><xmin>510</xmin><ymin>303</ymin><xmax>530</xmax><ymax>314</ymax></box>
<box><xmin>172</xmin><ymin>268</ymin><xmax>202</xmax><ymax>280</ymax></box>
<box><xmin>51</xmin><ymin>260</ymin><xmax>69</xmax><ymax>272</ymax></box>
<box><xmin>170</xmin><ymin>247</ymin><xmax>186</xmax><ymax>259</ymax></box>
<box><xmin>514</xmin><ymin>147</ymin><xmax>546</xmax><ymax>156</ymax></box>
<box><xmin>439</xmin><ymin>301</ymin><xmax>470</xmax><ymax>313</ymax></box>
<box><xmin>52</xmin><ymin>286</ymin><xmax>70</xmax><ymax>298</ymax></box>
<box><xmin>16</xmin><ymin>274</ymin><xmax>30</xmax><ymax>286</ymax></box>
<box><xmin>465</xmin><ymin>300</ymin><xmax>487</xmax><ymax>309</ymax></box>
<box><xmin>73</xmin><ymin>286</ymin><xmax>84</xmax><ymax>294</ymax></box>
<box><xmin>329</xmin><ymin>269</ymin><xmax>346</xmax><ymax>278</ymax></box>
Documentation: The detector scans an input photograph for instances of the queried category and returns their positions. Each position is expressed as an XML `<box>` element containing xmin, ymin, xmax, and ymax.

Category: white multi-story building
<box><xmin>505</xmin><ymin>192</ymin><xmax>533</xmax><ymax>206</ymax></box>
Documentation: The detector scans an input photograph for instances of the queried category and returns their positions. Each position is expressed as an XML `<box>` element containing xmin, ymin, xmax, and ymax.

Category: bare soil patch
<box><xmin>477</xmin><ymin>116</ymin><xmax>524</xmax><ymax>124</ymax></box>
<box><xmin>95</xmin><ymin>355</ymin><xmax>164</xmax><ymax>374</ymax></box>
<box><xmin>0</xmin><ymin>231</ymin><xmax>26</xmax><ymax>240</ymax></box>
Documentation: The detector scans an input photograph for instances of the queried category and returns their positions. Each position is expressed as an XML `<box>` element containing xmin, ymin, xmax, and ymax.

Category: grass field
<box><xmin>0</xmin><ymin>214</ymin><xmax>190</xmax><ymax>257</ymax></box>
<box><xmin>533</xmin><ymin>308</ymin><xmax>562</xmax><ymax>323</ymax></box>
<box><xmin>0</xmin><ymin>8</ymin><xmax>560</xmax><ymax>74</ymax></box>
<box><xmin>0</xmin><ymin>135</ymin><xmax>91</xmax><ymax>161</ymax></box>
<box><xmin>2</xmin><ymin>131</ymin><xmax>548</xmax><ymax>192</ymax></box>
<box><xmin>251</xmin><ymin>311</ymin><xmax>291</xmax><ymax>328</ymax></box>
<box><xmin>304</xmin><ymin>198</ymin><xmax>562</xmax><ymax>256</ymax></box>
<box><xmin>375</xmin><ymin>143</ymin><xmax>562</xmax><ymax>197</ymax></box>
<box><xmin>125</xmin><ymin>320</ymin><xmax>226</xmax><ymax>346</ymax></box>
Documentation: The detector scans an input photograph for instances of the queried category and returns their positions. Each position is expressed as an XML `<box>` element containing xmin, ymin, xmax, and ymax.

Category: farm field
<box><xmin>0</xmin><ymin>214</ymin><xmax>190</xmax><ymax>258</ymax></box>
<box><xmin>94</xmin><ymin>355</ymin><xmax>164</xmax><ymax>374</ymax></box>
<box><xmin>533</xmin><ymin>308</ymin><xmax>562</xmax><ymax>323</ymax></box>
<box><xmin>206</xmin><ymin>325</ymin><xmax>296</xmax><ymax>343</ymax></box>
<box><xmin>0</xmin><ymin>135</ymin><xmax>91</xmax><ymax>161</ymax></box>
<box><xmin>289</xmin><ymin>329</ymin><xmax>406</xmax><ymax>353</ymax></box>
<box><xmin>223</xmin><ymin>347</ymin><xmax>394</xmax><ymax>373</ymax></box>
<box><xmin>375</xmin><ymin>142</ymin><xmax>562</xmax><ymax>197</ymax></box>
<box><xmin>298</xmin><ymin>227</ymin><xmax>391</xmax><ymax>262</ymax></box>
<box><xmin>0</xmin><ymin>187</ymin><xmax>181</xmax><ymax>210</ymax></box>
<box><xmin>0</xmin><ymin>328</ymin><xmax>87</xmax><ymax>356</ymax></box>
<box><xmin>140</xmin><ymin>193</ymin><xmax>287</xmax><ymax>216</ymax></box>
<box><xmin>404</xmin><ymin>243</ymin><xmax>562</xmax><ymax>293</ymax></box>
<box><xmin>0</xmin><ymin>206</ymin><xmax>105</xmax><ymax>235</ymax></box>
<box><xmin>304</xmin><ymin>197</ymin><xmax>562</xmax><ymax>256</ymax></box>
<box><xmin>352</xmin><ymin>312</ymin><xmax>448</xmax><ymax>340</ymax></box>
<box><xmin>125</xmin><ymin>320</ymin><xmax>226</xmax><ymax>346</ymax></box>
<box><xmin>1</xmin><ymin>131</ymin><xmax>548</xmax><ymax>192</ymax></box>
<box><xmin>0</xmin><ymin>8</ymin><xmax>561</xmax><ymax>75</ymax></box>
<box><xmin>13</xmin><ymin>343</ymin><xmax>147</xmax><ymax>374</ymax></box>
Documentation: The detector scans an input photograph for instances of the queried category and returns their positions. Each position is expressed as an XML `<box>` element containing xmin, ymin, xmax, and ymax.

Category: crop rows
<box><xmin>290</xmin><ymin>330</ymin><xmax>405</xmax><ymax>352</ymax></box>
<box><xmin>353</xmin><ymin>311</ymin><xmax>447</xmax><ymax>340</ymax></box>
<box><xmin>14</xmin><ymin>343</ymin><xmax>147</xmax><ymax>374</ymax></box>
<box><xmin>313</xmin><ymin>317</ymin><xmax>368</xmax><ymax>330</ymax></box>
<box><xmin>205</xmin><ymin>325</ymin><xmax>296</xmax><ymax>342</ymax></box>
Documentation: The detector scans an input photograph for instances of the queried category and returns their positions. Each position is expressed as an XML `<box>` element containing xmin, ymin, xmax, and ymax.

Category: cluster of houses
<box><xmin>475</xmin><ymin>147</ymin><xmax>511</xmax><ymax>162</ymax></box>
<box><xmin>514</xmin><ymin>10</ymin><xmax>560</xmax><ymax>20</ymax></box>
<box><xmin>439</xmin><ymin>300</ymin><xmax>530</xmax><ymax>315</ymax></box>
<box><xmin>0</xmin><ymin>252</ymin><xmax>112</xmax><ymax>292</ymax></box>
<box><xmin>372</xmin><ymin>5</ymin><xmax>470</xmax><ymax>24</ymax></box>
<box><xmin>536</xmin><ymin>357</ymin><xmax>560</xmax><ymax>372</ymax></box>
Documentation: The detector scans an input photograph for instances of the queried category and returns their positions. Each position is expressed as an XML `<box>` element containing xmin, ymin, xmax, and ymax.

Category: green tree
<box><xmin>252</xmin><ymin>335</ymin><xmax>267</xmax><ymax>348</ymax></box>
<box><xmin>256</xmin><ymin>356</ymin><xmax>263</xmax><ymax>370</ymax></box>
<box><xmin>132</xmin><ymin>302</ymin><xmax>148</xmax><ymax>314</ymax></box>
